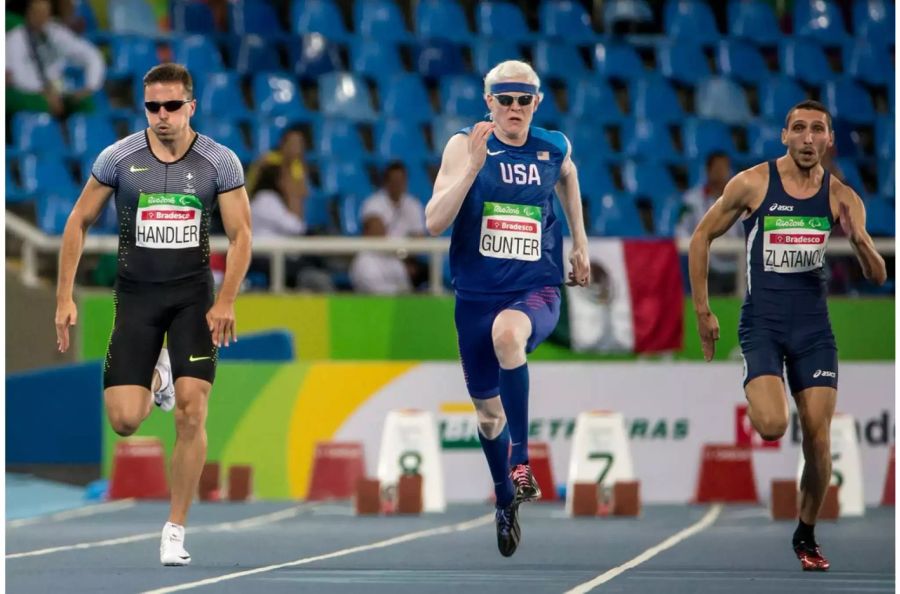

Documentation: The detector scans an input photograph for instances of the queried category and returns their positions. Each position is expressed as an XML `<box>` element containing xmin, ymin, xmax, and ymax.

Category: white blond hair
<box><xmin>483</xmin><ymin>60</ymin><xmax>543</xmax><ymax>100</ymax></box>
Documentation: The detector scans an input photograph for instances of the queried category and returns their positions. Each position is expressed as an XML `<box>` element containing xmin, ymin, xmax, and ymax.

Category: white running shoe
<box><xmin>153</xmin><ymin>348</ymin><xmax>175</xmax><ymax>412</ymax></box>
<box><xmin>160</xmin><ymin>522</ymin><xmax>191</xmax><ymax>566</ymax></box>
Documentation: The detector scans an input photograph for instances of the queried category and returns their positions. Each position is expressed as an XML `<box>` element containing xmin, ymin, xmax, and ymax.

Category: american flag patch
<box><xmin>537</xmin><ymin>151</ymin><xmax>549</xmax><ymax>160</ymax></box>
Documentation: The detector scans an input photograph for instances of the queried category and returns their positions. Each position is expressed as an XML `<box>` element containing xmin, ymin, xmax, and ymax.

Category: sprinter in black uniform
<box><xmin>689</xmin><ymin>100</ymin><xmax>886</xmax><ymax>571</ymax></box>
<box><xmin>54</xmin><ymin>64</ymin><xmax>252</xmax><ymax>566</ymax></box>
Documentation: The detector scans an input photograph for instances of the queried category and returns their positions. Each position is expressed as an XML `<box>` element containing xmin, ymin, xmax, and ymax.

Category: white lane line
<box><xmin>7</xmin><ymin>499</ymin><xmax>137</xmax><ymax>528</ymax></box>
<box><xmin>140</xmin><ymin>513</ymin><xmax>494</xmax><ymax>594</ymax></box>
<box><xmin>564</xmin><ymin>504</ymin><xmax>723</xmax><ymax>594</ymax></box>
<box><xmin>7</xmin><ymin>504</ymin><xmax>314</xmax><ymax>560</ymax></box>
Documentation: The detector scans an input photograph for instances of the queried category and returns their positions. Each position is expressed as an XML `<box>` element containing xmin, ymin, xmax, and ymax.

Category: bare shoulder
<box><xmin>722</xmin><ymin>162</ymin><xmax>768</xmax><ymax>209</ymax></box>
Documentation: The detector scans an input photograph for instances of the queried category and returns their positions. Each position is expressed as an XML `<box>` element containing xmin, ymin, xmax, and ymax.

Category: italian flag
<box><xmin>556</xmin><ymin>238</ymin><xmax>684</xmax><ymax>354</ymax></box>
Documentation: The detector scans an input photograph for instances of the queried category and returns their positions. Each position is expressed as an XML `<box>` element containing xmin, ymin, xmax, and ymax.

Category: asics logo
<box><xmin>813</xmin><ymin>369</ymin><xmax>836</xmax><ymax>378</ymax></box>
<box><xmin>130</xmin><ymin>165</ymin><xmax>149</xmax><ymax>173</ymax></box>
<box><xmin>189</xmin><ymin>355</ymin><xmax>211</xmax><ymax>362</ymax></box>
<box><xmin>769</xmin><ymin>203</ymin><xmax>794</xmax><ymax>212</ymax></box>
<box><xmin>487</xmin><ymin>150</ymin><xmax>505</xmax><ymax>156</ymax></box>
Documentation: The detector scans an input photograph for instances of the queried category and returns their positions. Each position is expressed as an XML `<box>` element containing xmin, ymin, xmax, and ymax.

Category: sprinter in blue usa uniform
<box><xmin>426</xmin><ymin>60</ymin><xmax>590</xmax><ymax>557</ymax></box>
<box><xmin>689</xmin><ymin>100</ymin><xmax>886</xmax><ymax>571</ymax></box>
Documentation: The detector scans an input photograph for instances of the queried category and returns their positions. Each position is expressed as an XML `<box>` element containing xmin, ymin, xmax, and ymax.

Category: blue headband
<box><xmin>490</xmin><ymin>82</ymin><xmax>538</xmax><ymax>94</ymax></box>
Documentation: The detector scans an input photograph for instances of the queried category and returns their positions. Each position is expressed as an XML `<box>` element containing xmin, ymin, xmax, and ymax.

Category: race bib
<box><xmin>135</xmin><ymin>193</ymin><xmax>202</xmax><ymax>249</ymax></box>
<box><xmin>763</xmin><ymin>215</ymin><xmax>831</xmax><ymax>273</ymax></box>
<box><xmin>479</xmin><ymin>201</ymin><xmax>542</xmax><ymax>261</ymax></box>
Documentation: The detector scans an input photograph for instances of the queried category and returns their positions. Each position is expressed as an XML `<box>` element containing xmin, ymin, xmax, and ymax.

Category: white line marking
<box><xmin>563</xmin><ymin>504</ymin><xmax>722</xmax><ymax>594</ymax></box>
<box><xmin>7</xmin><ymin>504</ymin><xmax>314</xmax><ymax>560</ymax></box>
<box><xmin>140</xmin><ymin>513</ymin><xmax>494</xmax><ymax>594</ymax></box>
<box><xmin>7</xmin><ymin>499</ymin><xmax>137</xmax><ymax>528</ymax></box>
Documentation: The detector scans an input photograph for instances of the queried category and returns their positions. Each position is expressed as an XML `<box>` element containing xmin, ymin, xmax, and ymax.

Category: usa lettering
<box><xmin>499</xmin><ymin>163</ymin><xmax>541</xmax><ymax>186</ymax></box>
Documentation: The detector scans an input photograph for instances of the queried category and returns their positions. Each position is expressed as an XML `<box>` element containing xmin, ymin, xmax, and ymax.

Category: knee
<box><xmin>492</xmin><ymin>326</ymin><xmax>525</xmax><ymax>362</ymax></box>
<box><xmin>802</xmin><ymin>431</ymin><xmax>830</xmax><ymax>457</ymax></box>
<box><xmin>174</xmin><ymin>397</ymin><xmax>207</xmax><ymax>436</ymax></box>
<box><xmin>476</xmin><ymin>409</ymin><xmax>507</xmax><ymax>440</ymax></box>
<box><xmin>108</xmin><ymin>412</ymin><xmax>140</xmax><ymax>437</ymax></box>
<box><xmin>756</xmin><ymin>413</ymin><xmax>789</xmax><ymax>441</ymax></box>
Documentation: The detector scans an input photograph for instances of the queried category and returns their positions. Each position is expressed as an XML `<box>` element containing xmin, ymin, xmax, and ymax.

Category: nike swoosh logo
<box><xmin>487</xmin><ymin>150</ymin><xmax>505</xmax><ymax>156</ymax></box>
<box><xmin>189</xmin><ymin>355</ymin><xmax>211</xmax><ymax>362</ymax></box>
<box><xmin>130</xmin><ymin>165</ymin><xmax>149</xmax><ymax>172</ymax></box>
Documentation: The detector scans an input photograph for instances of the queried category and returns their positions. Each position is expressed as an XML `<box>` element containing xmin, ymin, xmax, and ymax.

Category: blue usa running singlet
<box><xmin>449</xmin><ymin>126</ymin><xmax>567</xmax><ymax>298</ymax></box>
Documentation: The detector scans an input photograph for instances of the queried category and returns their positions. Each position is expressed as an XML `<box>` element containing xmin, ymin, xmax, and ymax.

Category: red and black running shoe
<box><xmin>510</xmin><ymin>464</ymin><xmax>542</xmax><ymax>504</ymax></box>
<box><xmin>793</xmin><ymin>540</ymin><xmax>830</xmax><ymax>571</ymax></box>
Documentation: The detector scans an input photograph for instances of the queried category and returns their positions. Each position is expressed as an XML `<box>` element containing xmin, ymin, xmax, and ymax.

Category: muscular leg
<box><xmin>168</xmin><ymin>377</ymin><xmax>211</xmax><ymax>526</ymax></box>
<box><xmin>794</xmin><ymin>387</ymin><xmax>837</xmax><ymax>525</ymax></box>
<box><xmin>744</xmin><ymin>375</ymin><xmax>790</xmax><ymax>441</ymax></box>
<box><xmin>473</xmin><ymin>396</ymin><xmax>514</xmax><ymax>507</ymax></box>
<box><xmin>492</xmin><ymin>310</ymin><xmax>532</xmax><ymax>465</ymax></box>
<box><xmin>105</xmin><ymin>386</ymin><xmax>153</xmax><ymax>436</ymax></box>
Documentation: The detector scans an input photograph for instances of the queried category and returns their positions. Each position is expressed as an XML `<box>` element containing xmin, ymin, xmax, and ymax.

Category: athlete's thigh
<box><xmin>506</xmin><ymin>286</ymin><xmax>561</xmax><ymax>354</ymax></box>
<box><xmin>167</xmin><ymin>279</ymin><xmax>217</xmax><ymax>384</ymax></box>
<box><xmin>104</xmin><ymin>282</ymin><xmax>167</xmax><ymax>390</ymax></box>
<box><xmin>785</xmin><ymin>321</ymin><xmax>838</xmax><ymax>394</ymax></box>
<box><xmin>793</xmin><ymin>386</ymin><xmax>837</xmax><ymax>437</ymax></box>
<box><xmin>455</xmin><ymin>296</ymin><xmax>501</xmax><ymax>398</ymax></box>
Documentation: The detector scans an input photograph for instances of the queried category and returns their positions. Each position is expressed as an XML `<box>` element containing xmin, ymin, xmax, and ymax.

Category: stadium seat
<box><xmin>823</xmin><ymin>77</ymin><xmax>876</xmax><ymax>125</ymax></box>
<box><xmin>593</xmin><ymin>42</ymin><xmax>645</xmax><ymax>81</ymax></box>
<box><xmin>727</xmin><ymin>0</ymin><xmax>781</xmax><ymax>46</ymax></box>
<box><xmin>875</xmin><ymin>115</ymin><xmax>894</xmax><ymax>160</ymax></box>
<box><xmin>374</xmin><ymin>120</ymin><xmax>430</xmax><ymax>164</ymax></box>
<box><xmin>834</xmin><ymin>158</ymin><xmax>866</xmax><ymax>194</ymax></box>
<box><xmin>603</xmin><ymin>0</ymin><xmax>653</xmax><ymax>31</ymax></box>
<box><xmin>414</xmin><ymin>40</ymin><xmax>467</xmax><ymax>80</ymax></box>
<box><xmin>229</xmin><ymin>35</ymin><xmax>283</xmax><ymax>75</ymax></box>
<box><xmin>716</xmin><ymin>40</ymin><xmax>769</xmax><ymax>85</ymax></box>
<box><xmin>652</xmin><ymin>194</ymin><xmax>685</xmax><ymax>237</ymax></box>
<box><xmin>779</xmin><ymin>39</ymin><xmax>834</xmax><ymax>87</ymax></box>
<box><xmin>173</xmin><ymin>35</ymin><xmax>225</xmax><ymax>79</ymax></box>
<box><xmin>551</xmin><ymin>196</ymin><xmax>572</xmax><ymax>237</ymax></box>
<box><xmin>73</xmin><ymin>0</ymin><xmax>100</xmax><ymax>35</ymax></box>
<box><xmin>746</xmin><ymin>120</ymin><xmax>786</xmax><ymax>160</ymax></box>
<box><xmin>109</xmin><ymin>0</ymin><xmax>159</xmax><ymax>35</ymax></box>
<box><xmin>19</xmin><ymin>155</ymin><xmax>78</xmax><ymax>195</ymax></box>
<box><xmin>415</xmin><ymin>0</ymin><xmax>473</xmax><ymax>43</ymax></box>
<box><xmin>201</xmin><ymin>72</ymin><xmax>252</xmax><ymax>121</ymax></box>
<box><xmin>568</xmin><ymin>78</ymin><xmax>623</xmax><ymax>123</ymax></box>
<box><xmin>290</xmin><ymin>0</ymin><xmax>350</xmax><ymax>41</ymax></box>
<box><xmin>561</xmin><ymin>117</ymin><xmax>615</xmax><ymax>161</ymax></box>
<box><xmin>573</xmin><ymin>154</ymin><xmax>617</xmax><ymax>196</ymax></box>
<box><xmin>631</xmin><ymin>75</ymin><xmax>685</xmax><ymax>124</ymax></box>
<box><xmin>321</xmin><ymin>161</ymin><xmax>374</xmax><ymax>200</ymax></box>
<box><xmin>866</xmin><ymin>197</ymin><xmax>894</xmax><ymax>235</ymax></box>
<box><xmin>12</xmin><ymin>113</ymin><xmax>67</xmax><ymax>155</ymax></box>
<box><xmin>538</xmin><ymin>0</ymin><xmax>598</xmax><ymax>44</ymax></box>
<box><xmin>6</xmin><ymin>165</ymin><xmax>29</xmax><ymax>204</ymax></box>
<box><xmin>232</xmin><ymin>0</ymin><xmax>286</xmax><ymax>36</ymax></box>
<box><xmin>621</xmin><ymin>119</ymin><xmax>680</xmax><ymax>162</ymax></box>
<box><xmin>195</xmin><ymin>118</ymin><xmax>252</xmax><ymax>164</ymax></box>
<box><xmin>172</xmin><ymin>0</ymin><xmax>216</xmax><ymax>33</ymax></box>
<box><xmin>530</xmin><ymin>91</ymin><xmax>565</xmax><ymax>128</ymax></box>
<box><xmin>682</xmin><ymin>118</ymin><xmax>739</xmax><ymax>160</ymax></box>
<box><xmin>108</xmin><ymin>36</ymin><xmax>159</xmax><ymax>81</ymax></box>
<box><xmin>318</xmin><ymin>72</ymin><xmax>377</xmax><ymax>122</ymax></box>
<box><xmin>658</xmin><ymin>41</ymin><xmax>711</xmax><ymax>86</ymax></box>
<box><xmin>473</xmin><ymin>40</ymin><xmax>525</xmax><ymax>74</ymax></box>
<box><xmin>37</xmin><ymin>194</ymin><xmax>78</xmax><ymax>235</ymax></box>
<box><xmin>695</xmin><ymin>77</ymin><xmax>753</xmax><ymax>125</ymax></box>
<box><xmin>588</xmin><ymin>193</ymin><xmax>647</xmax><ymax>237</ymax></box>
<box><xmin>793</xmin><ymin>0</ymin><xmax>848</xmax><ymax>44</ymax></box>
<box><xmin>622</xmin><ymin>160</ymin><xmax>678</xmax><ymax>198</ymax></box>
<box><xmin>758</xmin><ymin>75</ymin><xmax>807</xmax><ymax>123</ymax></box>
<box><xmin>68</xmin><ymin>114</ymin><xmax>118</xmax><ymax>159</ymax></box>
<box><xmin>878</xmin><ymin>164</ymin><xmax>894</xmax><ymax>200</ymax></box>
<box><xmin>844</xmin><ymin>40</ymin><xmax>891</xmax><ymax>87</ymax></box>
<box><xmin>431</xmin><ymin>116</ymin><xmax>470</xmax><ymax>155</ymax></box>
<box><xmin>350</xmin><ymin>38</ymin><xmax>405</xmax><ymax>87</ymax></box>
<box><xmin>476</xmin><ymin>1</ymin><xmax>534</xmax><ymax>42</ymax></box>
<box><xmin>304</xmin><ymin>188</ymin><xmax>334</xmax><ymax>232</ymax></box>
<box><xmin>853</xmin><ymin>0</ymin><xmax>894</xmax><ymax>49</ymax></box>
<box><xmin>533</xmin><ymin>42</ymin><xmax>589</xmax><ymax>88</ymax></box>
<box><xmin>255</xmin><ymin>116</ymin><xmax>307</xmax><ymax>154</ymax></box>
<box><xmin>405</xmin><ymin>163</ymin><xmax>434</xmax><ymax>204</ymax></box>
<box><xmin>354</xmin><ymin>0</ymin><xmax>413</xmax><ymax>42</ymax></box>
<box><xmin>440</xmin><ymin>75</ymin><xmax>486</xmax><ymax>119</ymax></box>
<box><xmin>380</xmin><ymin>73</ymin><xmax>434</xmax><ymax>123</ymax></box>
<box><xmin>664</xmin><ymin>0</ymin><xmax>720</xmax><ymax>45</ymax></box>
<box><xmin>290</xmin><ymin>34</ymin><xmax>343</xmax><ymax>81</ymax></box>
<box><xmin>314</xmin><ymin>119</ymin><xmax>369</xmax><ymax>162</ymax></box>
<box><xmin>252</xmin><ymin>73</ymin><xmax>315</xmax><ymax>120</ymax></box>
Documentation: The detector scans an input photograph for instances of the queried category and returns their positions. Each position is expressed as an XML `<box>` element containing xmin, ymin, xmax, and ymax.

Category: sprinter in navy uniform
<box><xmin>689</xmin><ymin>100</ymin><xmax>886</xmax><ymax>571</ymax></box>
<box><xmin>426</xmin><ymin>60</ymin><xmax>590</xmax><ymax>557</ymax></box>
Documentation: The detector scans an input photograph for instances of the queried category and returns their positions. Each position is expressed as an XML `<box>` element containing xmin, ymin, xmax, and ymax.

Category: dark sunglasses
<box><xmin>493</xmin><ymin>94</ymin><xmax>534</xmax><ymax>107</ymax></box>
<box><xmin>144</xmin><ymin>99</ymin><xmax>192</xmax><ymax>113</ymax></box>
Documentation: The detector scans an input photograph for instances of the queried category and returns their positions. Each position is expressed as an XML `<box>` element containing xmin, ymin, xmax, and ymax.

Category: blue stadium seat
<box><xmin>440</xmin><ymin>75</ymin><xmax>486</xmax><ymax>119</ymax></box>
<box><xmin>664</xmin><ymin>0</ymin><xmax>720</xmax><ymax>45</ymax></box>
<box><xmin>304</xmin><ymin>188</ymin><xmax>334</xmax><ymax>232</ymax></box>
<box><xmin>631</xmin><ymin>75</ymin><xmax>685</xmax><ymax>124</ymax></box>
<box><xmin>551</xmin><ymin>196</ymin><xmax>571</xmax><ymax>237</ymax></box>
<box><xmin>255</xmin><ymin>116</ymin><xmax>306</xmax><ymax>154</ymax></box>
<box><xmin>593</xmin><ymin>42</ymin><xmax>645</xmax><ymax>81</ymax></box>
<box><xmin>853</xmin><ymin>0</ymin><xmax>894</xmax><ymax>49</ymax></box>
<box><xmin>233</xmin><ymin>0</ymin><xmax>286</xmax><ymax>36</ymax></box>
<box><xmin>878</xmin><ymin>163</ymin><xmax>894</xmax><ymax>199</ymax></box>
<box><xmin>727</xmin><ymin>0</ymin><xmax>781</xmax><ymax>46</ymax></box>
<box><xmin>431</xmin><ymin>116</ymin><xmax>470</xmax><ymax>155</ymax></box>
<box><xmin>195</xmin><ymin>118</ymin><xmax>252</xmax><ymax>163</ymax></box>
<box><xmin>603</xmin><ymin>0</ymin><xmax>653</xmax><ymax>31</ymax></box>
<box><xmin>473</xmin><ymin>40</ymin><xmax>525</xmax><ymax>74</ymax></box>
<box><xmin>866</xmin><ymin>197</ymin><xmax>894</xmax><ymax>235</ymax></box>
<box><xmin>622</xmin><ymin>119</ymin><xmax>679</xmax><ymax>162</ymax></box>
<box><xmin>622</xmin><ymin>160</ymin><xmax>678</xmax><ymax>198</ymax></box>
<box><xmin>318</xmin><ymin>72</ymin><xmax>377</xmax><ymax>122</ymax></box>
<box><xmin>12</xmin><ymin>113</ymin><xmax>67</xmax><ymax>155</ymax></box>
<box><xmin>375</xmin><ymin>120</ymin><xmax>430</xmax><ymax>164</ymax></box>
<box><xmin>844</xmin><ymin>40</ymin><xmax>890</xmax><ymax>87</ymax></box>
<box><xmin>37</xmin><ymin>194</ymin><xmax>78</xmax><ymax>235</ymax></box>
<box><xmin>338</xmin><ymin>194</ymin><xmax>364</xmax><ymax>235</ymax></box>
<box><xmin>658</xmin><ymin>41</ymin><xmax>711</xmax><ymax>86</ymax></box>
<box><xmin>201</xmin><ymin>72</ymin><xmax>252</xmax><ymax>121</ymax></box>
<box><xmin>758</xmin><ymin>75</ymin><xmax>807</xmax><ymax>122</ymax></box>
<box><xmin>716</xmin><ymin>40</ymin><xmax>769</xmax><ymax>85</ymax></box>
<box><xmin>793</xmin><ymin>0</ymin><xmax>848</xmax><ymax>44</ymax></box>
<box><xmin>682</xmin><ymin>118</ymin><xmax>739</xmax><ymax>160</ymax></box>
<box><xmin>252</xmin><ymin>74</ymin><xmax>315</xmax><ymax>120</ymax></box>
<box><xmin>414</xmin><ymin>40</ymin><xmax>466</xmax><ymax>80</ymax></box>
<box><xmin>290</xmin><ymin>0</ymin><xmax>350</xmax><ymax>41</ymax></box>
<box><xmin>290</xmin><ymin>34</ymin><xmax>343</xmax><ymax>81</ymax></box>
<box><xmin>19</xmin><ymin>155</ymin><xmax>78</xmax><ymax>195</ymax></box>
<box><xmin>228</xmin><ymin>35</ymin><xmax>282</xmax><ymax>75</ymax></box>
<box><xmin>321</xmin><ymin>161</ymin><xmax>374</xmax><ymax>199</ymax></box>
<box><xmin>477</xmin><ymin>1</ymin><xmax>534</xmax><ymax>42</ymax></box>
<box><xmin>823</xmin><ymin>77</ymin><xmax>876</xmax><ymax>125</ymax></box>
<box><xmin>746</xmin><ymin>120</ymin><xmax>786</xmax><ymax>160</ymax></box>
<box><xmin>779</xmin><ymin>39</ymin><xmax>834</xmax><ymax>87</ymax></box>
<box><xmin>350</xmin><ymin>38</ymin><xmax>404</xmax><ymax>87</ymax></box>
<box><xmin>573</xmin><ymin>154</ymin><xmax>617</xmax><ymax>197</ymax></box>
<box><xmin>834</xmin><ymin>157</ymin><xmax>866</xmax><ymax>194</ymax></box>
<box><xmin>695</xmin><ymin>77</ymin><xmax>752</xmax><ymax>125</ymax></box>
<box><xmin>415</xmin><ymin>0</ymin><xmax>473</xmax><ymax>43</ymax></box>
<box><xmin>381</xmin><ymin>73</ymin><xmax>434</xmax><ymax>123</ymax></box>
<box><xmin>533</xmin><ymin>42</ymin><xmax>589</xmax><ymax>88</ymax></box>
<box><xmin>538</xmin><ymin>0</ymin><xmax>598</xmax><ymax>44</ymax></box>
<box><xmin>405</xmin><ymin>163</ymin><xmax>434</xmax><ymax>204</ymax></box>
<box><xmin>653</xmin><ymin>194</ymin><xmax>685</xmax><ymax>237</ymax></box>
<box><xmin>172</xmin><ymin>0</ymin><xmax>216</xmax><ymax>33</ymax></box>
<box><xmin>314</xmin><ymin>119</ymin><xmax>369</xmax><ymax>162</ymax></box>
<box><xmin>6</xmin><ymin>165</ymin><xmax>30</xmax><ymax>204</ymax></box>
<box><xmin>568</xmin><ymin>78</ymin><xmax>622</xmax><ymax>123</ymax></box>
<box><xmin>173</xmin><ymin>35</ymin><xmax>224</xmax><ymax>79</ymax></box>
<box><xmin>531</xmin><ymin>91</ymin><xmax>565</xmax><ymax>128</ymax></box>
<box><xmin>561</xmin><ymin>117</ymin><xmax>615</xmax><ymax>161</ymax></box>
<box><xmin>68</xmin><ymin>114</ymin><xmax>117</xmax><ymax>159</ymax></box>
<box><xmin>109</xmin><ymin>0</ymin><xmax>159</xmax><ymax>35</ymax></box>
<box><xmin>875</xmin><ymin>115</ymin><xmax>894</xmax><ymax>160</ymax></box>
<box><xmin>354</xmin><ymin>0</ymin><xmax>413</xmax><ymax>43</ymax></box>
<box><xmin>73</xmin><ymin>0</ymin><xmax>99</xmax><ymax>35</ymax></box>
<box><xmin>108</xmin><ymin>36</ymin><xmax>159</xmax><ymax>81</ymax></box>
<box><xmin>588</xmin><ymin>193</ymin><xmax>647</xmax><ymax>237</ymax></box>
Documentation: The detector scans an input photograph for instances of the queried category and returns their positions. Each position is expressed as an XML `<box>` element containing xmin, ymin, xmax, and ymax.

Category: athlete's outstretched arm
<box><xmin>425</xmin><ymin>122</ymin><xmax>493</xmax><ymax>236</ymax></box>
<box><xmin>554</xmin><ymin>146</ymin><xmax>589</xmax><ymax>286</ymax></box>
<box><xmin>835</xmin><ymin>186</ymin><xmax>887</xmax><ymax>285</ymax></box>
<box><xmin>55</xmin><ymin>176</ymin><xmax>114</xmax><ymax>352</ymax></box>
<box><xmin>688</xmin><ymin>171</ymin><xmax>754</xmax><ymax>361</ymax></box>
<box><xmin>211</xmin><ymin>186</ymin><xmax>252</xmax><ymax>347</ymax></box>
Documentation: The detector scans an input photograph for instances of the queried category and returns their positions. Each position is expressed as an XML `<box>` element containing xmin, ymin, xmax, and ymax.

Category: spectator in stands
<box><xmin>6</xmin><ymin>0</ymin><xmax>105</xmax><ymax>118</ymax></box>
<box><xmin>677</xmin><ymin>151</ymin><xmax>738</xmax><ymax>294</ymax></box>
<box><xmin>247</xmin><ymin>127</ymin><xmax>310</xmax><ymax>201</ymax></box>
<box><xmin>350</xmin><ymin>161</ymin><xmax>427</xmax><ymax>294</ymax></box>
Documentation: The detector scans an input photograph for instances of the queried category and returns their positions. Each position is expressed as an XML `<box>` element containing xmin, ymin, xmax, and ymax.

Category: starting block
<box><xmin>199</xmin><ymin>462</ymin><xmax>221</xmax><ymax>501</ymax></box>
<box><xmin>771</xmin><ymin>479</ymin><xmax>798</xmax><ymax>520</ymax></box>
<box><xmin>228</xmin><ymin>465</ymin><xmax>253</xmax><ymax>502</ymax></box>
<box><xmin>527</xmin><ymin>442</ymin><xmax>558</xmax><ymax>502</ymax></box>
<box><xmin>109</xmin><ymin>437</ymin><xmax>169</xmax><ymax>500</ymax></box>
<box><xmin>307</xmin><ymin>441</ymin><xmax>366</xmax><ymax>501</ymax></box>
<box><xmin>396</xmin><ymin>473</ymin><xmax>424</xmax><ymax>514</ymax></box>
<box><xmin>570</xmin><ymin>480</ymin><xmax>641</xmax><ymax>517</ymax></box>
<box><xmin>377</xmin><ymin>410</ymin><xmax>445</xmax><ymax>513</ymax></box>
<box><xmin>882</xmin><ymin>446</ymin><xmax>894</xmax><ymax>506</ymax></box>
<box><xmin>354</xmin><ymin>478</ymin><xmax>381</xmax><ymax>515</ymax></box>
<box><xmin>694</xmin><ymin>444</ymin><xmax>759</xmax><ymax>504</ymax></box>
<box><xmin>566</xmin><ymin>411</ymin><xmax>636</xmax><ymax>516</ymax></box>
<box><xmin>353</xmin><ymin>473</ymin><xmax>424</xmax><ymax>516</ymax></box>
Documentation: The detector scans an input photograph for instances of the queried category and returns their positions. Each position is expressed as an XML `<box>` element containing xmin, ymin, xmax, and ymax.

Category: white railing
<box><xmin>6</xmin><ymin>211</ymin><xmax>895</xmax><ymax>295</ymax></box>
